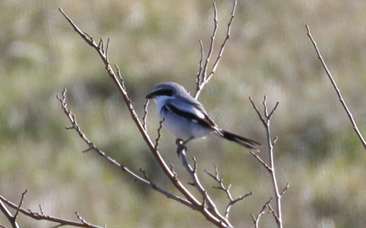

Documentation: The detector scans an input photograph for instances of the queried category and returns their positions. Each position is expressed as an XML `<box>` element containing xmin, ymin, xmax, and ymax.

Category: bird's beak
<box><xmin>146</xmin><ymin>91</ymin><xmax>158</xmax><ymax>99</ymax></box>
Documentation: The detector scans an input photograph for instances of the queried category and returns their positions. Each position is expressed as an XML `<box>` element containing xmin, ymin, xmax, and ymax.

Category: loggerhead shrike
<box><xmin>146</xmin><ymin>82</ymin><xmax>260</xmax><ymax>150</ymax></box>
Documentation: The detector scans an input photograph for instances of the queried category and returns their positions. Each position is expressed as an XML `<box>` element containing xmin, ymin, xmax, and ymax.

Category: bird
<box><xmin>146</xmin><ymin>82</ymin><xmax>261</xmax><ymax>150</ymax></box>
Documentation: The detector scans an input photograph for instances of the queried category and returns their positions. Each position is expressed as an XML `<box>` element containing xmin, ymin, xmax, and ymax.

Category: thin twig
<box><xmin>0</xmin><ymin>194</ymin><xmax>104</xmax><ymax>228</ymax></box>
<box><xmin>13</xmin><ymin>189</ymin><xmax>28</xmax><ymax>221</ymax></box>
<box><xmin>155</xmin><ymin>118</ymin><xmax>164</xmax><ymax>150</ymax></box>
<box><xmin>0</xmin><ymin>195</ymin><xmax>20</xmax><ymax>228</ymax></box>
<box><xmin>268</xmin><ymin>203</ymin><xmax>280</xmax><ymax>224</ymax></box>
<box><xmin>268</xmin><ymin>102</ymin><xmax>280</xmax><ymax>119</ymax></box>
<box><xmin>249</xmin><ymin>96</ymin><xmax>266</xmax><ymax>125</ymax></box>
<box><xmin>194</xmin><ymin>0</ymin><xmax>237</xmax><ymax>99</ymax></box>
<box><xmin>249</xmin><ymin>151</ymin><xmax>271</xmax><ymax>172</ymax></box>
<box><xmin>280</xmin><ymin>183</ymin><xmax>290</xmax><ymax>197</ymax></box>
<box><xmin>39</xmin><ymin>205</ymin><xmax>44</xmax><ymax>215</ymax></box>
<box><xmin>205</xmin><ymin>0</ymin><xmax>237</xmax><ymax>81</ymax></box>
<box><xmin>115</xmin><ymin>64</ymin><xmax>126</xmax><ymax>90</ymax></box>
<box><xmin>139</xmin><ymin>168</ymin><xmax>159</xmax><ymax>190</ymax></box>
<box><xmin>142</xmin><ymin>99</ymin><xmax>150</xmax><ymax>130</ymax></box>
<box><xmin>205</xmin><ymin>165</ymin><xmax>252</xmax><ymax>219</ymax></box>
<box><xmin>250</xmin><ymin>198</ymin><xmax>273</xmax><ymax>228</ymax></box>
<box><xmin>306</xmin><ymin>25</ymin><xmax>366</xmax><ymax>150</ymax></box>
<box><xmin>200</xmin><ymin>2</ymin><xmax>218</xmax><ymax>87</ymax></box>
<box><xmin>196</xmin><ymin>40</ymin><xmax>204</xmax><ymax>90</ymax></box>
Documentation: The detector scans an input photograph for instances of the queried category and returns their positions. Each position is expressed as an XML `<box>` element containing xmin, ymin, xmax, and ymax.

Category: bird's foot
<box><xmin>175</xmin><ymin>139</ymin><xmax>187</xmax><ymax>158</ymax></box>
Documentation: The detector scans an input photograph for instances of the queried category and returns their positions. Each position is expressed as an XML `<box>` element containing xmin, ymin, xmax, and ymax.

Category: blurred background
<box><xmin>1</xmin><ymin>0</ymin><xmax>366</xmax><ymax>227</ymax></box>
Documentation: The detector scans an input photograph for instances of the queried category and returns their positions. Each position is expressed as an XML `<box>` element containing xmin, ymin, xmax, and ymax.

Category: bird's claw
<box><xmin>176</xmin><ymin>139</ymin><xmax>187</xmax><ymax>158</ymax></box>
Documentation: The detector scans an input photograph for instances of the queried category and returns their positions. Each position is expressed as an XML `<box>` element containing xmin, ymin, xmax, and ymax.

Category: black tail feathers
<box><xmin>221</xmin><ymin>130</ymin><xmax>261</xmax><ymax>150</ymax></box>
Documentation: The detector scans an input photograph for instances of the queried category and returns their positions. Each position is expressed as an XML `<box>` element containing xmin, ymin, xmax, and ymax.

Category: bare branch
<box><xmin>154</xmin><ymin>118</ymin><xmax>164</xmax><ymax>150</ymax></box>
<box><xmin>39</xmin><ymin>205</ymin><xmax>45</xmax><ymax>215</ymax></box>
<box><xmin>0</xmin><ymin>194</ymin><xmax>104</xmax><ymax>228</ymax></box>
<box><xmin>13</xmin><ymin>189</ymin><xmax>27</xmax><ymax>222</ymax></box>
<box><xmin>0</xmin><ymin>189</ymin><xmax>28</xmax><ymax>228</ymax></box>
<box><xmin>194</xmin><ymin>0</ymin><xmax>237</xmax><ymax>99</ymax></box>
<box><xmin>268</xmin><ymin>203</ymin><xmax>280</xmax><ymax>225</ymax></box>
<box><xmin>142</xmin><ymin>99</ymin><xmax>150</xmax><ymax>130</ymax></box>
<box><xmin>0</xmin><ymin>193</ymin><xmax>21</xmax><ymax>228</ymax></box>
<box><xmin>262</xmin><ymin>96</ymin><xmax>268</xmax><ymax>117</ymax></box>
<box><xmin>105</xmin><ymin>38</ymin><xmax>110</xmax><ymax>63</ymax></box>
<box><xmin>195</xmin><ymin>40</ymin><xmax>204</xmax><ymax>91</ymax></box>
<box><xmin>139</xmin><ymin>168</ymin><xmax>160</xmax><ymax>190</ymax></box>
<box><xmin>205</xmin><ymin>165</ymin><xmax>252</xmax><ymax>219</ymax></box>
<box><xmin>75</xmin><ymin>212</ymin><xmax>105</xmax><ymax>228</ymax></box>
<box><xmin>249</xmin><ymin>96</ymin><xmax>266</xmax><ymax>125</ymax></box>
<box><xmin>306</xmin><ymin>24</ymin><xmax>366</xmax><ymax>150</ymax></box>
<box><xmin>177</xmin><ymin>146</ymin><xmax>232</xmax><ymax>227</ymax></box>
<box><xmin>0</xmin><ymin>200</ymin><xmax>16</xmax><ymax>228</ymax></box>
<box><xmin>250</xmin><ymin>96</ymin><xmax>283</xmax><ymax>228</ymax></box>
<box><xmin>200</xmin><ymin>2</ymin><xmax>218</xmax><ymax>87</ymax></box>
<box><xmin>56</xmin><ymin>89</ymin><xmax>190</xmax><ymax>207</ymax></box>
<box><xmin>205</xmin><ymin>0</ymin><xmax>237</xmax><ymax>81</ymax></box>
<box><xmin>280</xmin><ymin>183</ymin><xmax>290</xmax><ymax>197</ymax></box>
<box><xmin>249</xmin><ymin>151</ymin><xmax>271</xmax><ymax>172</ymax></box>
<box><xmin>268</xmin><ymin>102</ymin><xmax>280</xmax><ymax>120</ymax></box>
<box><xmin>114</xmin><ymin>64</ymin><xmax>126</xmax><ymax>90</ymax></box>
<box><xmin>250</xmin><ymin>198</ymin><xmax>273</xmax><ymax>228</ymax></box>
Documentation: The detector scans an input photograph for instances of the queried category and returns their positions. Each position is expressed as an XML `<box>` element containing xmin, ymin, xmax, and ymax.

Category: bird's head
<box><xmin>146</xmin><ymin>82</ymin><xmax>189</xmax><ymax>102</ymax></box>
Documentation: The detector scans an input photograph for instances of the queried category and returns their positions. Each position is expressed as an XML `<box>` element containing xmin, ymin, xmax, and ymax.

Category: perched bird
<box><xmin>146</xmin><ymin>82</ymin><xmax>260</xmax><ymax>150</ymax></box>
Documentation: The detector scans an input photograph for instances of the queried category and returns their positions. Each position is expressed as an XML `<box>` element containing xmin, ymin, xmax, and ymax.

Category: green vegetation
<box><xmin>1</xmin><ymin>0</ymin><xmax>366</xmax><ymax>227</ymax></box>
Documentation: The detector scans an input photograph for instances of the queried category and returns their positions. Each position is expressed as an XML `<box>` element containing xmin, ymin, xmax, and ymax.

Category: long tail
<box><xmin>221</xmin><ymin>130</ymin><xmax>261</xmax><ymax>150</ymax></box>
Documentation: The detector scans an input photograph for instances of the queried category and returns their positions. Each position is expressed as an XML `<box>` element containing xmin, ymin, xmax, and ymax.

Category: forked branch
<box><xmin>249</xmin><ymin>96</ymin><xmax>287</xmax><ymax>228</ymax></box>
<box><xmin>0</xmin><ymin>189</ymin><xmax>28</xmax><ymax>228</ymax></box>
<box><xmin>250</xmin><ymin>198</ymin><xmax>273</xmax><ymax>228</ymax></box>
<box><xmin>176</xmin><ymin>144</ymin><xmax>232</xmax><ymax>227</ymax></box>
<box><xmin>205</xmin><ymin>165</ymin><xmax>252</xmax><ymax>219</ymax></box>
<box><xmin>0</xmin><ymin>191</ymin><xmax>104</xmax><ymax>228</ymax></box>
<box><xmin>194</xmin><ymin>0</ymin><xmax>237</xmax><ymax>99</ymax></box>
